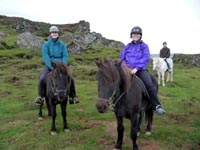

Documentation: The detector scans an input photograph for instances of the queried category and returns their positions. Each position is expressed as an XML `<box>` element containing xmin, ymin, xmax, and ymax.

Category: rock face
<box><xmin>0</xmin><ymin>15</ymin><xmax>124</xmax><ymax>53</ymax></box>
<box><xmin>16</xmin><ymin>32</ymin><xmax>43</xmax><ymax>50</ymax></box>
<box><xmin>173</xmin><ymin>54</ymin><xmax>200</xmax><ymax>67</ymax></box>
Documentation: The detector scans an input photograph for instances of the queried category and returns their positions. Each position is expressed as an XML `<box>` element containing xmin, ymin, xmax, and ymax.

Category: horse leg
<box><xmin>171</xmin><ymin>71</ymin><xmax>173</xmax><ymax>82</ymax></box>
<box><xmin>50</xmin><ymin>104</ymin><xmax>57</xmax><ymax>135</ymax></box>
<box><xmin>114</xmin><ymin>116</ymin><xmax>124</xmax><ymax>150</ymax></box>
<box><xmin>166</xmin><ymin>72</ymin><xmax>170</xmax><ymax>82</ymax></box>
<box><xmin>145</xmin><ymin>108</ymin><xmax>154</xmax><ymax>135</ymax></box>
<box><xmin>130</xmin><ymin>113</ymin><xmax>139</xmax><ymax>150</ymax></box>
<box><xmin>137</xmin><ymin>111</ymin><xmax>144</xmax><ymax>136</ymax></box>
<box><xmin>161</xmin><ymin>72</ymin><xmax>165</xmax><ymax>86</ymax></box>
<box><xmin>157</xmin><ymin>72</ymin><xmax>161</xmax><ymax>85</ymax></box>
<box><xmin>61</xmin><ymin>101</ymin><xmax>69</xmax><ymax>132</ymax></box>
<box><xmin>45</xmin><ymin>98</ymin><xmax>51</xmax><ymax>116</ymax></box>
<box><xmin>38</xmin><ymin>105</ymin><xmax>43</xmax><ymax>120</ymax></box>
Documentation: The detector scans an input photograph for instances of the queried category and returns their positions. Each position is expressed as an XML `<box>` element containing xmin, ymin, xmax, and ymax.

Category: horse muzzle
<box><xmin>96</xmin><ymin>99</ymin><xmax>109</xmax><ymax>113</ymax></box>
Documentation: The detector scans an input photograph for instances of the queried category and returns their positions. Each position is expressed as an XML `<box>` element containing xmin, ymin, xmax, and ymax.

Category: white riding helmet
<box><xmin>49</xmin><ymin>26</ymin><xmax>59</xmax><ymax>33</ymax></box>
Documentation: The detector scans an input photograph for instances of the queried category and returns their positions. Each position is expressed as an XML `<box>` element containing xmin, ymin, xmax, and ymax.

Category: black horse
<box><xmin>96</xmin><ymin>59</ymin><xmax>156</xmax><ymax>150</ymax></box>
<box><xmin>38</xmin><ymin>62</ymin><xmax>71</xmax><ymax>135</ymax></box>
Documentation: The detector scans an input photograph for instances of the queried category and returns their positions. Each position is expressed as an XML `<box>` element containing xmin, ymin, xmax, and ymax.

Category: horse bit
<box><xmin>98</xmin><ymin>89</ymin><xmax>126</xmax><ymax>110</ymax></box>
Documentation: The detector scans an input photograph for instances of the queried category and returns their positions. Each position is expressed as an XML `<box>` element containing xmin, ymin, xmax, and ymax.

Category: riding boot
<box><xmin>34</xmin><ymin>68</ymin><xmax>49</xmax><ymax>106</ymax></box>
<box><xmin>148</xmin><ymin>89</ymin><xmax>166</xmax><ymax>115</ymax></box>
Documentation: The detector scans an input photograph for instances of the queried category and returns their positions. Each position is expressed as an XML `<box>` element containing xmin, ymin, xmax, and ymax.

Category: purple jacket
<box><xmin>120</xmin><ymin>41</ymin><xmax>150</xmax><ymax>70</ymax></box>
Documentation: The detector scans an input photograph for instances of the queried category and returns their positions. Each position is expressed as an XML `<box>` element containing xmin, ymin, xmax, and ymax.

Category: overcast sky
<box><xmin>1</xmin><ymin>0</ymin><xmax>200</xmax><ymax>54</ymax></box>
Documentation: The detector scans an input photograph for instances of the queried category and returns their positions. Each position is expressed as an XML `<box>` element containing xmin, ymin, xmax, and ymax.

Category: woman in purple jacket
<box><xmin>120</xmin><ymin>26</ymin><xmax>165</xmax><ymax>115</ymax></box>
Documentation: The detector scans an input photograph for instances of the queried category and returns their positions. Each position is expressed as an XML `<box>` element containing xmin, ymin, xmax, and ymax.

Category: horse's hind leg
<box><xmin>166</xmin><ymin>72</ymin><xmax>170</xmax><ymax>82</ymax></box>
<box><xmin>170</xmin><ymin>71</ymin><xmax>173</xmax><ymax>82</ymax></box>
<box><xmin>114</xmin><ymin>116</ymin><xmax>124</xmax><ymax>150</ymax></box>
<box><xmin>38</xmin><ymin>105</ymin><xmax>43</xmax><ymax>120</ymax></box>
<box><xmin>137</xmin><ymin>111</ymin><xmax>144</xmax><ymax>136</ymax></box>
<box><xmin>162</xmin><ymin>72</ymin><xmax>165</xmax><ymax>86</ymax></box>
<box><xmin>45</xmin><ymin>97</ymin><xmax>51</xmax><ymax>116</ymax></box>
<box><xmin>61</xmin><ymin>101</ymin><xmax>69</xmax><ymax>132</ymax></box>
<box><xmin>145</xmin><ymin>108</ymin><xmax>154</xmax><ymax>135</ymax></box>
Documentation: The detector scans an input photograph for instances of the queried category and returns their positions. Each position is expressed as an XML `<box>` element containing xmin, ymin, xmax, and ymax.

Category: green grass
<box><xmin>0</xmin><ymin>48</ymin><xmax>200</xmax><ymax>150</ymax></box>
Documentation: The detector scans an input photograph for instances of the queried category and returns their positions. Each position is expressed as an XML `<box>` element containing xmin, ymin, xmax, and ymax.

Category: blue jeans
<box><xmin>136</xmin><ymin>69</ymin><xmax>161</xmax><ymax>110</ymax></box>
<box><xmin>38</xmin><ymin>67</ymin><xmax>76</xmax><ymax>98</ymax></box>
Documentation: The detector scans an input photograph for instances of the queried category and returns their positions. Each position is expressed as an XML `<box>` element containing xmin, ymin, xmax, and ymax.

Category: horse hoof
<box><xmin>64</xmin><ymin>129</ymin><xmax>70</xmax><ymax>133</ymax></box>
<box><xmin>38</xmin><ymin>117</ymin><xmax>43</xmax><ymax>120</ymax></box>
<box><xmin>113</xmin><ymin>148</ymin><xmax>121</xmax><ymax>150</ymax></box>
<box><xmin>145</xmin><ymin>131</ymin><xmax>151</xmax><ymax>135</ymax></box>
<box><xmin>51</xmin><ymin>131</ymin><xmax>57</xmax><ymax>135</ymax></box>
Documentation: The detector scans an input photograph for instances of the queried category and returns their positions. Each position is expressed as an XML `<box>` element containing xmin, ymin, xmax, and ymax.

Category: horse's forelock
<box><xmin>98</xmin><ymin>60</ymin><xmax>119</xmax><ymax>83</ymax></box>
<box><xmin>52</xmin><ymin>62</ymin><xmax>70</xmax><ymax>77</ymax></box>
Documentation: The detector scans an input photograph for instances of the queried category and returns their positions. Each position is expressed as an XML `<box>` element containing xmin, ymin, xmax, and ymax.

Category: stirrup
<box><xmin>69</xmin><ymin>98</ymin><xmax>80</xmax><ymax>104</ymax></box>
<box><xmin>34</xmin><ymin>96</ymin><xmax>44</xmax><ymax>106</ymax></box>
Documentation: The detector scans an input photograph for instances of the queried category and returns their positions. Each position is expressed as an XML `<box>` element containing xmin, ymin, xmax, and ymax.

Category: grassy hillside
<box><xmin>0</xmin><ymin>47</ymin><xmax>200</xmax><ymax>150</ymax></box>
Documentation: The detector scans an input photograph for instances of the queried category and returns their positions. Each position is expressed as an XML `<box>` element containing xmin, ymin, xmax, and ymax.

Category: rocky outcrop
<box><xmin>0</xmin><ymin>15</ymin><xmax>124</xmax><ymax>53</ymax></box>
<box><xmin>65</xmin><ymin>32</ymin><xmax>123</xmax><ymax>54</ymax></box>
<box><xmin>173</xmin><ymin>54</ymin><xmax>200</xmax><ymax>67</ymax></box>
<box><xmin>16</xmin><ymin>32</ymin><xmax>43</xmax><ymax>50</ymax></box>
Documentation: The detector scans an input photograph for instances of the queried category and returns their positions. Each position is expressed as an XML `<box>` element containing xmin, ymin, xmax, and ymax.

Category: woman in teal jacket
<box><xmin>34</xmin><ymin>26</ymin><xmax>79</xmax><ymax>105</ymax></box>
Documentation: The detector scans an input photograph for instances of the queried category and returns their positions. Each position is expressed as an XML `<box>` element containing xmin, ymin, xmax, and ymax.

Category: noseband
<box><xmin>98</xmin><ymin>90</ymin><xmax>126</xmax><ymax>110</ymax></box>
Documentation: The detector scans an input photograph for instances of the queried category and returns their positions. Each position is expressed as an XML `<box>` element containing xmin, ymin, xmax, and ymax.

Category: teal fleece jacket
<box><xmin>42</xmin><ymin>38</ymin><xmax>68</xmax><ymax>70</ymax></box>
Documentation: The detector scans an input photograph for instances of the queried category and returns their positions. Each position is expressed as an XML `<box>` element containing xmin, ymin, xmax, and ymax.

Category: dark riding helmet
<box><xmin>130</xmin><ymin>26</ymin><xmax>142</xmax><ymax>38</ymax></box>
<box><xmin>163</xmin><ymin>41</ymin><xmax>167</xmax><ymax>45</ymax></box>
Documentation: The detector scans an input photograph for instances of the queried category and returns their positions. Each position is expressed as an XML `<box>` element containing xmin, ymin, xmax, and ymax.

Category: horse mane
<box><xmin>120</xmin><ymin>64</ymin><xmax>132</xmax><ymax>91</ymax></box>
<box><xmin>98</xmin><ymin>59</ymin><xmax>132</xmax><ymax>92</ymax></box>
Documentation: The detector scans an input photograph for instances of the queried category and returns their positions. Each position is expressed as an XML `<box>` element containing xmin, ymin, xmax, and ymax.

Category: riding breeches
<box><xmin>38</xmin><ymin>67</ymin><xmax>76</xmax><ymax>98</ymax></box>
<box><xmin>135</xmin><ymin>69</ymin><xmax>161</xmax><ymax>110</ymax></box>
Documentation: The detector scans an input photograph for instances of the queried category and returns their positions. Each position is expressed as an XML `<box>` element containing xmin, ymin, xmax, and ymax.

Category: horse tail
<box><xmin>145</xmin><ymin>107</ymin><xmax>154</xmax><ymax>123</ymax></box>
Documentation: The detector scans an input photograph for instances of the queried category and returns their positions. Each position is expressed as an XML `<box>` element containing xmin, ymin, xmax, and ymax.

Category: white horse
<box><xmin>152</xmin><ymin>58</ymin><xmax>173</xmax><ymax>86</ymax></box>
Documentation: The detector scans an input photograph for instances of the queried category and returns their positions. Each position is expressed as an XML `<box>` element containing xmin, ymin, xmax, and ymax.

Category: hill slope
<box><xmin>0</xmin><ymin>48</ymin><xmax>200</xmax><ymax>150</ymax></box>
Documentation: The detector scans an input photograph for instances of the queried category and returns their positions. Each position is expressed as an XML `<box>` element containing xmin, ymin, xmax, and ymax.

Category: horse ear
<box><xmin>51</xmin><ymin>62</ymin><xmax>56</xmax><ymax>69</ymax></box>
<box><xmin>95</xmin><ymin>59</ymin><xmax>101</xmax><ymax>67</ymax></box>
<box><xmin>115</xmin><ymin>59</ymin><xmax>123</xmax><ymax>68</ymax></box>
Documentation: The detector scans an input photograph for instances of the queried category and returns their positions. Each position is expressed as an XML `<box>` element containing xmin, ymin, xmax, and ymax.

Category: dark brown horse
<box><xmin>96</xmin><ymin>59</ymin><xmax>156</xmax><ymax>150</ymax></box>
<box><xmin>38</xmin><ymin>62</ymin><xmax>71</xmax><ymax>135</ymax></box>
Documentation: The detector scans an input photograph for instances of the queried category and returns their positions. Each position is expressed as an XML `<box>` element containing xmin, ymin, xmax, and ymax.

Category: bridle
<box><xmin>98</xmin><ymin>89</ymin><xmax>126</xmax><ymax>110</ymax></box>
<box><xmin>50</xmin><ymin>74</ymin><xmax>70</xmax><ymax>102</ymax></box>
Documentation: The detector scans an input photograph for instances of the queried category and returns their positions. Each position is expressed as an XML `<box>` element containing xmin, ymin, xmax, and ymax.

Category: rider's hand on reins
<box><xmin>131</xmin><ymin>68</ymin><xmax>138</xmax><ymax>74</ymax></box>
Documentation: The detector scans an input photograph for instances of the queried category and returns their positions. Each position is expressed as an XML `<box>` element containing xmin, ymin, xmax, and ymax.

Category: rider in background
<box><xmin>159</xmin><ymin>42</ymin><xmax>172</xmax><ymax>72</ymax></box>
<box><xmin>34</xmin><ymin>25</ymin><xmax>79</xmax><ymax>105</ymax></box>
<box><xmin>120</xmin><ymin>26</ymin><xmax>166</xmax><ymax>115</ymax></box>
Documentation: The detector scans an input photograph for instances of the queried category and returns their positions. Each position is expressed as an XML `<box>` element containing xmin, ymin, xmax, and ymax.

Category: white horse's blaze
<box><xmin>152</xmin><ymin>58</ymin><xmax>173</xmax><ymax>86</ymax></box>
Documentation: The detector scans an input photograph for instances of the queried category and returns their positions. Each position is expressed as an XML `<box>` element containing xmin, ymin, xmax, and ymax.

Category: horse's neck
<box><xmin>158</xmin><ymin>59</ymin><xmax>166</xmax><ymax>69</ymax></box>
